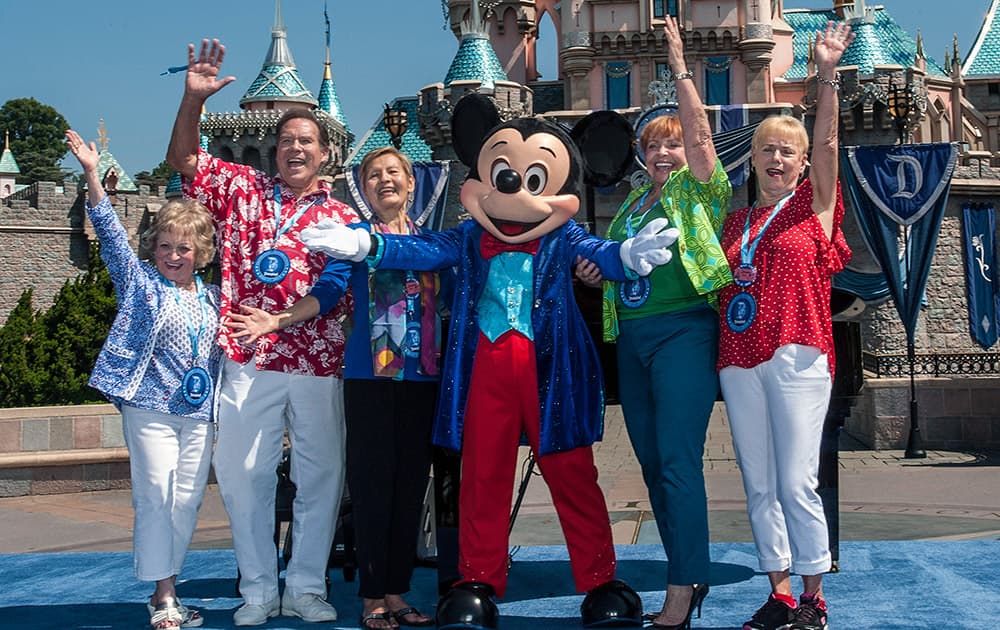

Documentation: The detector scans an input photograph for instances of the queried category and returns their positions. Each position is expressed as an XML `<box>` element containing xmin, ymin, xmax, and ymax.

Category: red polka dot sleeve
<box><xmin>717</xmin><ymin>178</ymin><xmax>851</xmax><ymax>376</ymax></box>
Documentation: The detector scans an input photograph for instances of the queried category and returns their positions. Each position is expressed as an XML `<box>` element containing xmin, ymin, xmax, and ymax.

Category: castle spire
<box><xmin>240</xmin><ymin>0</ymin><xmax>317</xmax><ymax>109</ymax></box>
<box><xmin>0</xmin><ymin>130</ymin><xmax>20</xmax><ymax>176</ymax></box>
<box><xmin>443</xmin><ymin>1</ymin><xmax>508</xmax><ymax>88</ymax></box>
<box><xmin>317</xmin><ymin>0</ymin><xmax>349</xmax><ymax>131</ymax></box>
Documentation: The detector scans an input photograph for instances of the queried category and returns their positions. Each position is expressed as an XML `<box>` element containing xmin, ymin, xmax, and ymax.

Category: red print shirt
<box><xmin>717</xmin><ymin>178</ymin><xmax>851</xmax><ymax>375</ymax></box>
<box><xmin>183</xmin><ymin>149</ymin><xmax>358</xmax><ymax>376</ymax></box>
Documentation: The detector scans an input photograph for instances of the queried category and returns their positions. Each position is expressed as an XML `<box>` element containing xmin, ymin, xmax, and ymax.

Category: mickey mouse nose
<box><xmin>495</xmin><ymin>169</ymin><xmax>521</xmax><ymax>194</ymax></box>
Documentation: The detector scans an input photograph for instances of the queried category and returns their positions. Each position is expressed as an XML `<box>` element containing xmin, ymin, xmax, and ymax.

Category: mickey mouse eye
<box><xmin>523</xmin><ymin>164</ymin><xmax>548</xmax><ymax>195</ymax></box>
<box><xmin>490</xmin><ymin>159</ymin><xmax>511</xmax><ymax>187</ymax></box>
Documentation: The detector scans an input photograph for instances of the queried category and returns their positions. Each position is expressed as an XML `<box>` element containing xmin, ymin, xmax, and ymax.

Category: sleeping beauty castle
<box><xmin>4</xmin><ymin>0</ymin><xmax>1000</xmax><ymax>450</ymax></box>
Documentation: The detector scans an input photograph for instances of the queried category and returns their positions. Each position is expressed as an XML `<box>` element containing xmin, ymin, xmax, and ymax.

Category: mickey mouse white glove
<box><xmin>619</xmin><ymin>217</ymin><xmax>681</xmax><ymax>276</ymax></box>
<box><xmin>300</xmin><ymin>218</ymin><xmax>371</xmax><ymax>262</ymax></box>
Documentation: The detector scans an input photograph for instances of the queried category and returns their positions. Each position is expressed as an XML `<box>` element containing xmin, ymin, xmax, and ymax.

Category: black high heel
<box><xmin>649</xmin><ymin>583</ymin><xmax>710</xmax><ymax>629</ymax></box>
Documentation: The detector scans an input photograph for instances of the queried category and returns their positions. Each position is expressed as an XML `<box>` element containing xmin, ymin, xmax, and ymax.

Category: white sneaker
<box><xmin>281</xmin><ymin>592</ymin><xmax>338</xmax><ymax>622</ymax></box>
<box><xmin>233</xmin><ymin>596</ymin><xmax>280</xmax><ymax>626</ymax></box>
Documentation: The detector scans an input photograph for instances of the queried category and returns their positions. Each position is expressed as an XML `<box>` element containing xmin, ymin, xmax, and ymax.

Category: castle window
<box><xmin>705</xmin><ymin>56</ymin><xmax>732</xmax><ymax>106</ymax></box>
<box><xmin>605</xmin><ymin>61</ymin><xmax>632</xmax><ymax>109</ymax></box>
<box><xmin>653</xmin><ymin>0</ymin><xmax>679</xmax><ymax>18</ymax></box>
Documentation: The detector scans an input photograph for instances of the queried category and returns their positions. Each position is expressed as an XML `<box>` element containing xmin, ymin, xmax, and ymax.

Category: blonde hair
<box><xmin>140</xmin><ymin>199</ymin><xmax>216</xmax><ymax>269</ymax></box>
<box><xmin>752</xmin><ymin>115</ymin><xmax>810</xmax><ymax>154</ymax></box>
<box><xmin>359</xmin><ymin>146</ymin><xmax>414</xmax><ymax>181</ymax></box>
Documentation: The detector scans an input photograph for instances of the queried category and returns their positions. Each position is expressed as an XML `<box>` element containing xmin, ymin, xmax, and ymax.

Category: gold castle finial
<box><xmin>97</xmin><ymin>119</ymin><xmax>109</xmax><ymax>152</ymax></box>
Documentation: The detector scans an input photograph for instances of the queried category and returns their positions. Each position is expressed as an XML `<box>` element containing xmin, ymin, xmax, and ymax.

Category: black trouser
<box><xmin>345</xmin><ymin>378</ymin><xmax>437</xmax><ymax>599</ymax></box>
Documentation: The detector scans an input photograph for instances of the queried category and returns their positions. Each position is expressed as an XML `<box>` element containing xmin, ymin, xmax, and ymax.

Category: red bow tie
<box><xmin>479</xmin><ymin>233</ymin><xmax>540</xmax><ymax>259</ymax></box>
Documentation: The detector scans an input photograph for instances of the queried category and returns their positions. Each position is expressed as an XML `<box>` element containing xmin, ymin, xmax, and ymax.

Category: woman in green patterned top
<box><xmin>576</xmin><ymin>15</ymin><xmax>732</xmax><ymax>630</ymax></box>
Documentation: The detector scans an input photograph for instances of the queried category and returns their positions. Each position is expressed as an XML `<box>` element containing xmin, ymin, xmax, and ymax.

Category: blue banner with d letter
<box><xmin>842</xmin><ymin>143</ymin><xmax>958</xmax><ymax>343</ymax></box>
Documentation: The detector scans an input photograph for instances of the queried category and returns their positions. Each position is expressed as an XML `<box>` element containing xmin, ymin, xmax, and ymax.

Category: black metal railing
<box><xmin>863</xmin><ymin>350</ymin><xmax>1000</xmax><ymax>377</ymax></box>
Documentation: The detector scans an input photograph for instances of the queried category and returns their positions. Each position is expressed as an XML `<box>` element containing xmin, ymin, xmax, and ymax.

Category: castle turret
<box><xmin>959</xmin><ymin>0</ymin><xmax>1000</xmax><ymax>151</ymax></box>
<box><xmin>240</xmin><ymin>0</ymin><xmax>317</xmax><ymax>110</ymax></box>
<box><xmin>317</xmin><ymin>2</ymin><xmax>350</xmax><ymax>134</ymax></box>
<box><xmin>418</xmin><ymin>0</ymin><xmax>531</xmax><ymax>157</ymax></box>
<box><xmin>199</xmin><ymin>0</ymin><xmax>352</xmax><ymax>176</ymax></box>
<box><xmin>87</xmin><ymin>119</ymin><xmax>137</xmax><ymax>199</ymax></box>
<box><xmin>0</xmin><ymin>131</ymin><xmax>20</xmax><ymax>199</ymax></box>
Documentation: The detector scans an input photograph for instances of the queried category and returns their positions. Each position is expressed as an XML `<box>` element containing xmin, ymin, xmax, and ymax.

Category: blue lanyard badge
<box><xmin>619</xmin><ymin>190</ymin><xmax>656</xmax><ymax>308</ymax></box>
<box><xmin>403</xmin><ymin>271</ymin><xmax>422</xmax><ymax>358</ymax></box>
<box><xmin>254</xmin><ymin>184</ymin><xmax>323</xmax><ymax>284</ymax></box>
<box><xmin>165</xmin><ymin>275</ymin><xmax>212</xmax><ymax>406</ymax></box>
<box><xmin>727</xmin><ymin>192</ymin><xmax>793</xmax><ymax>333</ymax></box>
<box><xmin>733</xmin><ymin>193</ymin><xmax>793</xmax><ymax>288</ymax></box>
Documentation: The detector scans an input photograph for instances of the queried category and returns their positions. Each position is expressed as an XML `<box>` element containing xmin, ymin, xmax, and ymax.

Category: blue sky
<box><xmin>0</xmin><ymin>0</ymin><xmax>990</xmax><ymax>175</ymax></box>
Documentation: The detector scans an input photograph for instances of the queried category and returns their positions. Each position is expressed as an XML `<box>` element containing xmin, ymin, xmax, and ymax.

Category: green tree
<box><xmin>0</xmin><ymin>289</ymin><xmax>42</xmax><ymax>407</ymax></box>
<box><xmin>134</xmin><ymin>159</ymin><xmax>175</xmax><ymax>189</ymax></box>
<box><xmin>0</xmin><ymin>97</ymin><xmax>70</xmax><ymax>184</ymax></box>
<box><xmin>0</xmin><ymin>244</ymin><xmax>117</xmax><ymax>407</ymax></box>
<box><xmin>27</xmin><ymin>243</ymin><xmax>117</xmax><ymax>405</ymax></box>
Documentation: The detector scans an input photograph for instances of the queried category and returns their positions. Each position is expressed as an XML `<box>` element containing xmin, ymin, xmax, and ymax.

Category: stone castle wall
<box><xmin>0</xmin><ymin>182</ymin><xmax>164</xmax><ymax>323</ymax></box>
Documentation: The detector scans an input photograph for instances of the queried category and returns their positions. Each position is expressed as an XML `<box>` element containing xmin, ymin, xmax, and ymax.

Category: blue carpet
<box><xmin>0</xmin><ymin>542</ymin><xmax>997</xmax><ymax>629</ymax></box>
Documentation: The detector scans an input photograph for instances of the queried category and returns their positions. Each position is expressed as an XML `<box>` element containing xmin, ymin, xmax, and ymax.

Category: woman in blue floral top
<box><xmin>67</xmin><ymin>130</ymin><xmax>221</xmax><ymax>630</ymax></box>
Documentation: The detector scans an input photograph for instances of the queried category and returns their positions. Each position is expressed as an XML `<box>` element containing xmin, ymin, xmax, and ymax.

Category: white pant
<box><xmin>122</xmin><ymin>405</ymin><xmax>213</xmax><ymax>582</ymax></box>
<box><xmin>213</xmin><ymin>358</ymin><xmax>346</xmax><ymax>604</ymax></box>
<box><xmin>720</xmin><ymin>344</ymin><xmax>832</xmax><ymax>576</ymax></box>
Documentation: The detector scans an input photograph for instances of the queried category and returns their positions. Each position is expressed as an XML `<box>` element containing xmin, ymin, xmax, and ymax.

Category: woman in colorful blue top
<box><xmin>576</xmin><ymin>16</ymin><xmax>732</xmax><ymax>630</ymax></box>
<box><xmin>67</xmin><ymin>130</ymin><xmax>221</xmax><ymax>630</ymax></box>
<box><xmin>228</xmin><ymin>146</ymin><xmax>446</xmax><ymax>630</ymax></box>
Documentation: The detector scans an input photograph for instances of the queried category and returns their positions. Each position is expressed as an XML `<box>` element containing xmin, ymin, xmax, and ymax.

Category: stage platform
<box><xmin>1</xmin><ymin>541</ymin><xmax>997</xmax><ymax>629</ymax></box>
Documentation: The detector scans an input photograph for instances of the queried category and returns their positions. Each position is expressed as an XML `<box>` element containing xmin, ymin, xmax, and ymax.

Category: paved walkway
<box><xmin>1</xmin><ymin>404</ymin><xmax>998</xmax><ymax>556</ymax></box>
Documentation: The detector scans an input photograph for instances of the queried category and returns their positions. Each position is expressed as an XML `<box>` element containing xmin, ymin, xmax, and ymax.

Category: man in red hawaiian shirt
<box><xmin>167</xmin><ymin>38</ymin><xmax>358</xmax><ymax>627</ymax></box>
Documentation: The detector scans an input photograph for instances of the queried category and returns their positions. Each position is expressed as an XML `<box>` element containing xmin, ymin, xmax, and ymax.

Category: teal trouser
<box><xmin>616</xmin><ymin>304</ymin><xmax>718</xmax><ymax>585</ymax></box>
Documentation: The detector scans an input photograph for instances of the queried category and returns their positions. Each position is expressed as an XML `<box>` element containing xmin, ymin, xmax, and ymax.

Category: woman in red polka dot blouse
<box><xmin>717</xmin><ymin>21</ymin><xmax>854</xmax><ymax>630</ymax></box>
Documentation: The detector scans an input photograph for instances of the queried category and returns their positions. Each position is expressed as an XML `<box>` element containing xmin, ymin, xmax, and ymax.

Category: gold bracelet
<box><xmin>673</xmin><ymin>71</ymin><xmax>694</xmax><ymax>81</ymax></box>
<box><xmin>816</xmin><ymin>72</ymin><xmax>841</xmax><ymax>91</ymax></box>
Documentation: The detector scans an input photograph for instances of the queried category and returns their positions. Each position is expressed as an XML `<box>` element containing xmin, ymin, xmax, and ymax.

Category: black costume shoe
<box><xmin>649</xmin><ymin>583</ymin><xmax>709</xmax><ymax>629</ymax></box>
<box><xmin>786</xmin><ymin>593</ymin><xmax>827</xmax><ymax>630</ymax></box>
<box><xmin>435</xmin><ymin>582</ymin><xmax>499</xmax><ymax>630</ymax></box>
<box><xmin>743</xmin><ymin>593</ymin><xmax>795</xmax><ymax>630</ymax></box>
<box><xmin>580</xmin><ymin>579</ymin><xmax>643</xmax><ymax>627</ymax></box>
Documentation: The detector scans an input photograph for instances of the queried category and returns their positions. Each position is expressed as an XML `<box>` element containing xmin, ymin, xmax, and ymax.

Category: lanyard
<box><xmin>740</xmin><ymin>192</ymin><xmax>793</xmax><ymax>267</ymax></box>
<box><xmin>164</xmin><ymin>274</ymin><xmax>209</xmax><ymax>364</ymax></box>
<box><xmin>272</xmin><ymin>183</ymin><xmax>322</xmax><ymax>243</ymax></box>
<box><xmin>625</xmin><ymin>189</ymin><xmax>657</xmax><ymax>238</ymax></box>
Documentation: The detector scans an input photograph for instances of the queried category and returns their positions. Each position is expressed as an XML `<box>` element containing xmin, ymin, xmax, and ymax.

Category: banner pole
<box><xmin>903</xmin><ymin>226</ymin><xmax>927</xmax><ymax>458</ymax></box>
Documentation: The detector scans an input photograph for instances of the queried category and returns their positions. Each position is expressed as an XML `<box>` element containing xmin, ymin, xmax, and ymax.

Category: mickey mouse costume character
<box><xmin>302</xmin><ymin>94</ymin><xmax>680</xmax><ymax>629</ymax></box>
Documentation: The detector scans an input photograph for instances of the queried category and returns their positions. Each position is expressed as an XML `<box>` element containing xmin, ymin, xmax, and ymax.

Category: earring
<box><xmin>406</xmin><ymin>191</ymin><xmax>415</xmax><ymax>208</ymax></box>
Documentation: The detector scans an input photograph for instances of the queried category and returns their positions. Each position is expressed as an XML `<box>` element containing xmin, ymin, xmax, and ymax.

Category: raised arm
<box><xmin>166</xmin><ymin>39</ymin><xmax>236</xmax><ymax>178</ymax></box>
<box><xmin>665</xmin><ymin>16</ymin><xmax>716</xmax><ymax>182</ymax></box>
<box><xmin>66</xmin><ymin>130</ymin><xmax>104</xmax><ymax>207</ymax></box>
<box><xmin>810</xmin><ymin>21</ymin><xmax>854</xmax><ymax>236</ymax></box>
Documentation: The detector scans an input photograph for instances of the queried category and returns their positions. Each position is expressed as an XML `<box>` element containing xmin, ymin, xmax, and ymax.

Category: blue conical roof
<box><xmin>444</xmin><ymin>32</ymin><xmax>509</xmax><ymax>86</ymax></box>
<box><xmin>241</xmin><ymin>1</ymin><xmax>317</xmax><ymax>108</ymax></box>
<box><xmin>784</xmin><ymin>6</ymin><xmax>948</xmax><ymax>78</ymax></box>
<box><xmin>963</xmin><ymin>0</ymin><xmax>1000</xmax><ymax>76</ymax></box>
<box><xmin>78</xmin><ymin>150</ymin><xmax>137</xmax><ymax>193</ymax></box>
<box><xmin>443</xmin><ymin>2</ymin><xmax>508</xmax><ymax>88</ymax></box>
<box><xmin>0</xmin><ymin>132</ymin><xmax>19</xmax><ymax>175</ymax></box>
<box><xmin>318</xmin><ymin>62</ymin><xmax>350</xmax><ymax>132</ymax></box>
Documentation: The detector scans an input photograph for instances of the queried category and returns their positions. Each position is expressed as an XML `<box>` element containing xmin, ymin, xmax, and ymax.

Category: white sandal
<box><xmin>147</xmin><ymin>598</ymin><xmax>203</xmax><ymax>628</ymax></box>
<box><xmin>149</xmin><ymin>600</ymin><xmax>182</xmax><ymax>630</ymax></box>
